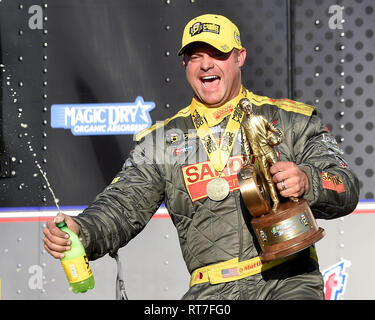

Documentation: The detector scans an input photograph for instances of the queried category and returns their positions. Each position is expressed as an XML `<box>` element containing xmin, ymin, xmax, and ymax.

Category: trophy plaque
<box><xmin>237</xmin><ymin>98</ymin><xmax>325</xmax><ymax>262</ymax></box>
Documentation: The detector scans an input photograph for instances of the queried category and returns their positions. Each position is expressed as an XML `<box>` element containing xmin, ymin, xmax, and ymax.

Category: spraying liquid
<box><xmin>4</xmin><ymin>63</ymin><xmax>94</xmax><ymax>293</ymax></box>
<box><xmin>35</xmin><ymin>162</ymin><xmax>61</xmax><ymax>213</ymax></box>
<box><xmin>2</xmin><ymin>61</ymin><xmax>61</xmax><ymax>213</ymax></box>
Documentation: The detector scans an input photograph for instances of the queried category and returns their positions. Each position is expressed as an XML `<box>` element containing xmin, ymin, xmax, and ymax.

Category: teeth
<box><xmin>202</xmin><ymin>76</ymin><xmax>218</xmax><ymax>80</ymax></box>
<box><xmin>202</xmin><ymin>75</ymin><xmax>219</xmax><ymax>88</ymax></box>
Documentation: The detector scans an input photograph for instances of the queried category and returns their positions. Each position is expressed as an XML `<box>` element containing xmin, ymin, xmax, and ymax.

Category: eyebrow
<box><xmin>186</xmin><ymin>48</ymin><xmax>232</xmax><ymax>60</ymax></box>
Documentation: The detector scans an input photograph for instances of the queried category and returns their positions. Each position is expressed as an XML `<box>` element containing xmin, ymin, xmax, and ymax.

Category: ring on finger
<box><xmin>281</xmin><ymin>180</ymin><xmax>286</xmax><ymax>190</ymax></box>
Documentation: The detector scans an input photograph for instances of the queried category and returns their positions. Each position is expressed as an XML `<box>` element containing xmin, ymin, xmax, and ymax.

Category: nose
<box><xmin>200</xmin><ymin>54</ymin><xmax>214</xmax><ymax>71</ymax></box>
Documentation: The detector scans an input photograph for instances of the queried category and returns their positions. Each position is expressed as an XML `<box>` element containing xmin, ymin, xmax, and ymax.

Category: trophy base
<box><xmin>251</xmin><ymin>199</ymin><xmax>325</xmax><ymax>262</ymax></box>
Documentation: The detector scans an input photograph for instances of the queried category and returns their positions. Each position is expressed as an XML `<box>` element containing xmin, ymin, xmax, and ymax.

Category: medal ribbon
<box><xmin>190</xmin><ymin>88</ymin><xmax>247</xmax><ymax>174</ymax></box>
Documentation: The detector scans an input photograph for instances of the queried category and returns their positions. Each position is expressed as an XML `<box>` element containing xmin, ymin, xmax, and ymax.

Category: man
<box><xmin>43</xmin><ymin>14</ymin><xmax>359</xmax><ymax>299</ymax></box>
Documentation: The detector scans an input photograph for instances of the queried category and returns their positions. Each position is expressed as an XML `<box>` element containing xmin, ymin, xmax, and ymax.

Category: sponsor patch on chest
<box><xmin>181</xmin><ymin>155</ymin><xmax>244</xmax><ymax>202</ymax></box>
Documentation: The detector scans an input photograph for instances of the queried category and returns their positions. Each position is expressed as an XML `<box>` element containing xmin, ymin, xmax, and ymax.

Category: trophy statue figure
<box><xmin>240</xmin><ymin>99</ymin><xmax>289</xmax><ymax>211</ymax></box>
<box><xmin>237</xmin><ymin>98</ymin><xmax>325</xmax><ymax>261</ymax></box>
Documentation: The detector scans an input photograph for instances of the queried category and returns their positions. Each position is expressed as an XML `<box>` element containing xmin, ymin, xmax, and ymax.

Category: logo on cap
<box><xmin>189</xmin><ymin>22</ymin><xmax>220</xmax><ymax>37</ymax></box>
<box><xmin>234</xmin><ymin>30</ymin><xmax>241</xmax><ymax>46</ymax></box>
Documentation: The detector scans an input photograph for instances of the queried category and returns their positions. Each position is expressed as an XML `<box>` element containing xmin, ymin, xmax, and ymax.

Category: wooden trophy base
<box><xmin>251</xmin><ymin>199</ymin><xmax>325</xmax><ymax>262</ymax></box>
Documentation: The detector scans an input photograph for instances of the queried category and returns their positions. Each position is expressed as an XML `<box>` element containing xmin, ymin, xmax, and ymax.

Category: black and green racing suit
<box><xmin>73</xmin><ymin>89</ymin><xmax>359</xmax><ymax>300</ymax></box>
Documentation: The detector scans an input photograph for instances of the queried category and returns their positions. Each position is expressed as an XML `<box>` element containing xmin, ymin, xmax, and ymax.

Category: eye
<box><xmin>213</xmin><ymin>52</ymin><xmax>230</xmax><ymax>60</ymax></box>
<box><xmin>189</xmin><ymin>54</ymin><xmax>200</xmax><ymax>61</ymax></box>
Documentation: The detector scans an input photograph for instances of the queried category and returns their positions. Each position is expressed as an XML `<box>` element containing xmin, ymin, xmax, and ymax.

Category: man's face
<box><xmin>183</xmin><ymin>43</ymin><xmax>246</xmax><ymax>108</ymax></box>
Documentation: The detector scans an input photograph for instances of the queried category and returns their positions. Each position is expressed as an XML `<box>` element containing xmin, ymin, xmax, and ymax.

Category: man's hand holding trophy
<box><xmin>237</xmin><ymin>98</ymin><xmax>325</xmax><ymax>262</ymax></box>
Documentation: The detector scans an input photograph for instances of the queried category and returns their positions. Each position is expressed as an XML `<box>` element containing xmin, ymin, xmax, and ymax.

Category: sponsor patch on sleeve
<box><xmin>321</xmin><ymin>172</ymin><xmax>345</xmax><ymax>193</ymax></box>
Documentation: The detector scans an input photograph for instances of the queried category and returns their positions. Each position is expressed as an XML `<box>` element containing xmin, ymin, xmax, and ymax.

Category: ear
<box><xmin>237</xmin><ymin>48</ymin><xmax>247</xmax><ymax>67</ymax></box>
<box><xmin>182</xmin><ymin>55</ymin><xmax>188</xmax><ymax>68</ymax></box>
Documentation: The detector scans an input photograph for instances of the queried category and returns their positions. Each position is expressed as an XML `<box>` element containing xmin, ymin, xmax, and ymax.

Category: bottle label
<box><xmin>61</xmin><ymin>254</ymin><xmax>93</xmax><ymax>283</ymax></box>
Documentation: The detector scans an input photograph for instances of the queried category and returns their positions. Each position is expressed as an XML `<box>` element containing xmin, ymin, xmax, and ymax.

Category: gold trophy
<box><xmin>237</xmin><ymin>98</ymin><xmax>325</xmax><ymax>262</ymax></box>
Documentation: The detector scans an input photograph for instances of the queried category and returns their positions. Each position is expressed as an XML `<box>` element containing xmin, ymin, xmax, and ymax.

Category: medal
<box><xmin>190</xmin><ymin>88</ymin><xmax>247</xmax><ymax>202</ymax></box>
<box><xmin>207</xmin><ymin>177</ymin><xmax>230</xmax><ymax>201</ymax></box>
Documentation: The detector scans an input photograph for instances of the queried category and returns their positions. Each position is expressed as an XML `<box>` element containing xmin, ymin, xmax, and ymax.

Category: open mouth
<box><xmin>200</xmin><ymin>75</ymin><xmax>221</xmax><ymax>88</ymax></box>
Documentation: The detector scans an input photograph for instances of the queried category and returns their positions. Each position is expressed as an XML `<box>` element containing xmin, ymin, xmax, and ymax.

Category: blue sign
<box><xmin>51</xmin><ymin>96</ymin><xmax>155</xmax><ymax>136</ymax></box>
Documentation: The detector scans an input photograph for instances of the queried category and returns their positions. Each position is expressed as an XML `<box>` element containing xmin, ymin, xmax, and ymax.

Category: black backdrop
<box><xmin>0</xmin><ymin>0</ymin><xmax>373</xmax><ymax>208</ymax></box>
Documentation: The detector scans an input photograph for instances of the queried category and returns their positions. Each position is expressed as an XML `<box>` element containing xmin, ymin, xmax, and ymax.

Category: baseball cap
<box><xmin>178</xmin><ymin>14</ymin><xmax>243</xmax><ymax>56</ymax></box>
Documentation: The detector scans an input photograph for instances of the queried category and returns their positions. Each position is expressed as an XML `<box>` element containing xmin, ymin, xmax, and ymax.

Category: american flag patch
<box><xmin>221</xmin><ymin>267</ymin><xmax>239</xmax><ymax>278</ymax></box>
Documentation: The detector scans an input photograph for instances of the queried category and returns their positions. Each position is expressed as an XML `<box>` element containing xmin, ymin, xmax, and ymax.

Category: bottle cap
<box><xmin>56</xmin><ymin>221</ymin><xmax>66</xmax><ymax>228</ymax></box>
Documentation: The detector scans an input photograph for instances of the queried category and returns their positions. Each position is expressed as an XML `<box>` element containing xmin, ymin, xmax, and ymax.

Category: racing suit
<box><xmin>73</xmin><ymin>88</ymin><xmax>359</xmax><ymax>300</ymax></box>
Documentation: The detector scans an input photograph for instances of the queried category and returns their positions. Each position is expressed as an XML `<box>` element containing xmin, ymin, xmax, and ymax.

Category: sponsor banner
<box><xmin>353</xmin><ymin>199</ymin><xmax>375</xmax><ymax>214</ymax></box>
<box><xmin>181</xmin><ymin>155</ymin><xmax>243</xmax><ymax>202</ymax></box>
<box><xmin>50</xmin><ymin>96</ymin><xmax>155</xmax><ymax>136</ymax></box>
<box><xmin>0</xmin><ymin>204</ymin><xmax>169</xmax><ymax>223</ymax></box>
<box><xmin>323</xmin><ymin>259</ymin><xmax>351</xmax><ymax>300</ymax></box>
<box><xmin>0</xmin><ymin>200</ymin><xmax>373</xmax><ymax>223</ymax></box>
<box><xmin>0</xmin><ymin>206</ymin><xmax>83</xmax><ymax>223</ymax></box>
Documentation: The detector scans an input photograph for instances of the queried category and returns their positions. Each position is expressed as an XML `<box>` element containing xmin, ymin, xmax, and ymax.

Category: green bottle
<box><xmin>57</xmin><ymin>221</ymin><xmax>95</xmax><ymax>293</ymax></box>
